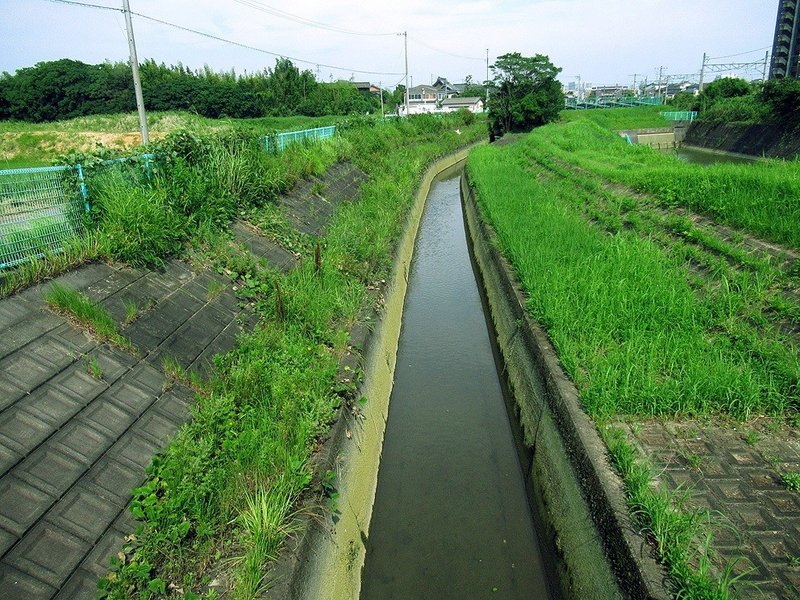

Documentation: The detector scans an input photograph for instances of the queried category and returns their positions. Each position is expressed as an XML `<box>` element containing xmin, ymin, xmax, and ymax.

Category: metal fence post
<box><xmin>76</xmin><ymin>163</ymin><xmax>90</xmax><ymax>213</ymax></box>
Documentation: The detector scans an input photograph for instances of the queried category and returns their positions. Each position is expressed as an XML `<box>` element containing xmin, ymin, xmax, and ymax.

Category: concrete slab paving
<box><xmin>0</xmin><ymin>161</ymin><xmax>368</xmax><ymax>597</ymax></box>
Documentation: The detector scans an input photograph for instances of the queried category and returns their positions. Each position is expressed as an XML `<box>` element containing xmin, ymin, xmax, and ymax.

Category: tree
<box><xmin>698</xmin><ymin>77</ymin><xmax>751</xmax><ymax>110</ymax></box>
<box><xmin>487</xmin><ymin>52</ymin><xmax>563</xmax><ymax>135</ymax></box>
<box><xmin>760</xmin><ymin>77</ymin><xmax>800</xmax><ymax>126</ymax></box>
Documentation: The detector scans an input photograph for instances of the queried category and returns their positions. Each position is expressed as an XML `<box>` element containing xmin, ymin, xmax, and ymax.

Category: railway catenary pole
<box><xmin>699</xmin><ymin>52</ymin><xmax>707</xmax><ymax>92</ymax></box>
<box><xmin>122</xmin><ymin>0</ymin><xmax>149</xmax><ymax>145</ymax></box>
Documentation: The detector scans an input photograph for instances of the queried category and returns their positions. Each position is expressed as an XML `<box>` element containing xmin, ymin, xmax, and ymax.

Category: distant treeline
<box><xmin>0</xmin><ymin>58</ymin><xmax>388</xmax><ymax>122</ymax></box>
<box><xmin>670</xmin><ymin>77</ymin><xmax>800</xmax><ymax>128</ymax></box>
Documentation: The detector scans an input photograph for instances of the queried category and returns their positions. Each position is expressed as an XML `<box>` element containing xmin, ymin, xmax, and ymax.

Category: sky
<box><xmin>0</xmin><ymin>0</ymin><xmax>780</xmax><ymax>90</ymax></box>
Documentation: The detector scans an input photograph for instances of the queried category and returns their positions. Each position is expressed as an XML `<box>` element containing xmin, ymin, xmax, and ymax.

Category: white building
<box><xmin>440</xmin><ymin>97</ymin><xmax>484</xmax><ymax>113</ymax></box>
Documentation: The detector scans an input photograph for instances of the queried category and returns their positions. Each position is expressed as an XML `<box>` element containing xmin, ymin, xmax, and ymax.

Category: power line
<box><xmin>42</xmin><ymin>0</ymin><xmax>404</xmax><ymax>76</ymax></box>
<box><xmin>709</xmin><ymin>46</ymin><xmax>771</xmax><ymax>60</ymax></box>
<box><xmin>231</xmin><ymin>0</ymin><xmax>398</xmax><ymax>37</ymax></box>
<box><xmin>44</xmin><ymin>0</ymin><xmax>120</xmax><ymax>12</ymax></box>
<box><xmin>408</xmin><ymin>35</ymin><xmax>484</xmax><ymax>61</ymax></box>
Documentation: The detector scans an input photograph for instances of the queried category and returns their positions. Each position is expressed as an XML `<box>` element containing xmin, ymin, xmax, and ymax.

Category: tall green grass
<box><xmin>524</xmin><ymin>120</ymin><xmax>800</xmax><ymax>249</ymax></box>
<box><xmin>467</xmin><ymin>137</ymin><xmax>797</xmax><ymax>598</ymax></box>
<box><xmin>559</xmin><ymin>105</ymin><xmax>670</xmax><ymax>130</ymax></box>
<box><xmin>467</xmin><ymin>142</ymin><xmax>799</xmax><ymax>421</ymax></box>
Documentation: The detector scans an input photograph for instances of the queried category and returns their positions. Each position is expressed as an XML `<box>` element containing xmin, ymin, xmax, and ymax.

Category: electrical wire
<box><xmin>42</xmin><ymin>0</ymin><xmax>404</xmax><ymax>76</ymax></box>
<box><xmin>408</xmin><ymin>35</ymin><xmax>484</xmax><ymax>61</ymax></box>
<box><xmin>43</xmin><ymin>0</ymin><xmax>120</xmax><ymax>12</ymax></box>
<box><xmin>709</xmin><ymin>46</ymin><xmax>771</xmax><ymax>60</ymax></box>
<box><xmin>231</xmin><ymin>0</ymin><xmax>398</xmax><ymax>37</ymax></box>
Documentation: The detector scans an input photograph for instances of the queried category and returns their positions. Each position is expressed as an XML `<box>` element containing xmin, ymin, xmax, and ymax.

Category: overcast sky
<box><xmin>0</xmin><ymin>0</ymin><xmax>779</xmax><ymax>89</ymax></box>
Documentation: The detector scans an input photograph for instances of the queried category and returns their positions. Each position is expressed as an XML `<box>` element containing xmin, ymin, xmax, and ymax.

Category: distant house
<box><xmin>401</xmin><ymin>84</ymin><xmax>440</xmax><ymax>114</ymax></box>
<box><xmin>398</xmin><ymin>77</ymin><xmax>478</xmax><ymax>115</ymax></box>
<box><xmin>351</xmin><ymin>81</ymin><xmax>381</xmax><ymax>94</ymax></box>
<box><xmin>432</xmin><ymin>76</ymin><xmax>459</xmax><ymax>96</ymax></box>
<box><xmin>441</xmin><ymin>96</ymin><xmax>484</xmax><ymax>113</ymax></box>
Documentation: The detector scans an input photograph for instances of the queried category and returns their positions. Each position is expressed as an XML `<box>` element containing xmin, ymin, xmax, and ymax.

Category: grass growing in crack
<box><xmin>605</xmin><ymin>428</ymin><xmax>752</xmax><ymax>598</ymax></box>
<box><xmin>782</xmin><ymin>471</ymin><xmax>800</xmax><ymax>492</ymax></box>
<box><xmin>124</xmin><ymin>299</ymin><xmax>139</xmax><ymax>325</ymax></box>
<box><xmin>85</xmin><ymin>356</ymin><xmax>103</xmax><ymax>380</ymax></box>
<box><xmin>44</xmin><ymin>283</ymin><xmax>134</xmax><ymax>352</ymax></box>
<box><xmin>162</xmin><ymin>355</ymin><xmax>207</xmax><ymax>395</ymax></box>
<box><xmin>0</xmin><ymin>235</ymin><xmax>100</xmax><ymax>299</ymax></box>
<box><xmin>206</xmin><ymin>279</ymin><xmax>226</xmax><ymax>301</ymax></box>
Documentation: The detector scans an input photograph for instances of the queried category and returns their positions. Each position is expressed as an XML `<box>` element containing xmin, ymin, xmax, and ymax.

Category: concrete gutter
<box><xmin>265</xmin><ymin>145</ymin><xmax>479</xmax><ymax>599</ymax></box>
<box><xmin>460</xmin><ymin>173</ymin><xmax>672</xmax><ymax>600</ymax></box>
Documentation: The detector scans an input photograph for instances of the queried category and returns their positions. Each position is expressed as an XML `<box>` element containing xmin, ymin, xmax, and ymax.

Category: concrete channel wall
<box><xmin>266</xmin><ymin>146</ymin><xmax>477</xmax><ymax>599</ymax></box>
<box><xmin>460</xmin><ymin>173</ymin><xmax>672</xmax><ymax>599</ymax></box>
<box><xmin>684</xmin><ymin>121</ymin><xmax>800</xmax><ymax>159</ymax></box>
<box><xmin>619</xmin><ymin>126</ymin><xmax>687</xmax><ymax>149</ymax></box>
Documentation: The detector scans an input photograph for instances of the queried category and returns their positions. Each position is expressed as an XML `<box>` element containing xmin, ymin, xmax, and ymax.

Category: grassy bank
<box><xmin>0</xmin><ymin>111</ymin><xmax>342</xmax><ymax>169</ymax></box>
<box><xmin>84</xmin><ymin>113</ymin><xmax>485</xmax><ymax>598</ymax></box>
<box><xmin>466</xmin><ymin>125</ymin><xmax>799</xmax><ymax>597</ymax></box>
<box><xmin>529</xmin><ymin>118</ymin><xmax>800</xmax><ymax>249</ymax></box>
<box><xmin>559</xmin><ymin>105</ymin><xmax>670</xmax><ymax>130</ymax></box>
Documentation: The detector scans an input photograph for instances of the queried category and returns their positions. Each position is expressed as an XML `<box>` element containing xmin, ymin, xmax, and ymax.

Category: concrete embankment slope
<box><xmin>460</xmin><ymin>172</ymin><xmax>671</xmax><ymax>599</ymax></box>
<box><xmin>685</xmin><ymin>122</ymin><xmax>800</xmax><ymax>159</ymax></box>
<box><xmin>0</xmin><ymin>163</ymin><xmax>367</xmax><ymax>599</ymax></box>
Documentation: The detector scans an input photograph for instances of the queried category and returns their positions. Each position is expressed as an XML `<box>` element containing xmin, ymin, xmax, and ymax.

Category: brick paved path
<box><xmin>620</xmin><ymin>419</ymin><xmax>800</xmax><ymax>598</ymax></box>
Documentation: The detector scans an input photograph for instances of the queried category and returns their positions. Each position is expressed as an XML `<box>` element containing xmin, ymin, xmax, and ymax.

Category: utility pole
<box><xmin>402</xmin><ymin>31</ymin><xmax>409</xmax><ymax>117</ymax></box>
<box><xmin>122</xmin><ymin>0</ymin><xmax>148</xmax><ymax>145</ymax></box>
<box><xmin>485</xmin><ymin>48</ymin><xmax>490</xmax><ymax>105</ymax></box>
<box><xmin>656</xmin><ymin>66</ymin><xmax>664</xmax><ymax>102</ymax></box>
<box><xmin>762</xmin><ymin>50</ymin><xmax>770</xmax><ymax>82</ymax></box>
<box><xmin>379</xmin><ymin>80</ymin><xmax>384</xmax><ymax>118</ymax></box>
<box><xmin>628</xmin><ymin>73</ymin><xmax>641</xmax><ymax>95</ymax></box>
<box><xmin>699</xmin><ymin>52</ymin><xmax>707</xmax><ymax>92</ymax></box>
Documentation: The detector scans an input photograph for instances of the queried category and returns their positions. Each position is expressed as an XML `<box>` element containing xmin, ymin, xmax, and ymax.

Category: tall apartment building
<box><xmin>770</xmin><ymin>0</ymin><xmax>800</xmax><ymax>78</ymax></box>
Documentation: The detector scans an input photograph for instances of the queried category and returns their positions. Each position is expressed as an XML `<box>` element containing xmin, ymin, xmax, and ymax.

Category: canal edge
<box><xmin>460</xmin><ymin>171</ymin><xmax>672</xmax><ymax>599</ymax></box>
<box><xmin>265</xmin><ymin>143</ymin><xmax>483</xmax><ymax>599</ymax></box>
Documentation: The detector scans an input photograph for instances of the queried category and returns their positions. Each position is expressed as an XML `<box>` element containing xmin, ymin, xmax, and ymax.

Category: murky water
<box><xmin>675</xmin><ymin>147</ymin><xmax>757</xmax><ymax>165</ymax></box>
<box><xmin>361</xmin><ymin>169</ymin><xmax>556</xmax><ymax>599</ymax></box>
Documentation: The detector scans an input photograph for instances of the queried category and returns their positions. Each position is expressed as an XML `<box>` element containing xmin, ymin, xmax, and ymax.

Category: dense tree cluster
<box><xmin>486</xmin><ymin>52</ymin><xmax>563</xmax><ymax>137</ymax></box>
<box><xmin>670</xmin><ymin>77</ymin><xmax>800</xmax><ymax>127</ymax></box>
<box><xmin>0</xmin><ymin>58</ymin><xmax>386</xmax><ymax>122</ymax></box>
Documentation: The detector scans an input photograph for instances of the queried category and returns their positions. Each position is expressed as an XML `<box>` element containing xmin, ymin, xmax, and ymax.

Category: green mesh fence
<box><xmin>264</xmin><ymin>125</ymin><xmax>336</xmax><ymax>152</ymax></box>
<box><xmin>0</xmin><ymin>165</ymin><xmax>87</xmax><ymax>270</ymax></box>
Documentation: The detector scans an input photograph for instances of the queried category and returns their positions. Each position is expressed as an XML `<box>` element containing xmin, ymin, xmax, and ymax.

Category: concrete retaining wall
<box><xmin>460</xmin><ymin>173</ymin><xmax>671</xmax><ymax>600</ymax></box>
<box><xmin>685</xmin><ymin>122</ymin><xmax>800</xmax><ymax>159</ymax></box>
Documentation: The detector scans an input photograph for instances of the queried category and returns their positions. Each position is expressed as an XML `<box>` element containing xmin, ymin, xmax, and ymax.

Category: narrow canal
<box><xmin>675</xmin><ymin>147</ymin><xmax>757</xmax><ymax>165</ymax></box>
<box><xmin>361</xmin><ymin>166</ymin><xmax>557</xmax><ymax>599</ymax></box>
